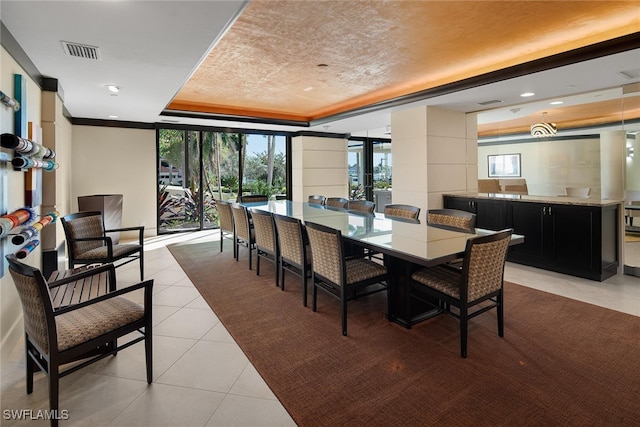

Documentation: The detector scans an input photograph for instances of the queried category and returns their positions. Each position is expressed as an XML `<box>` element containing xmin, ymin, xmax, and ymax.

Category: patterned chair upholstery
<box><xmin>326</xmin><ymin>197</ymin><xmax>349</xmax><ymax>209</ymax></box>
<box><xmin>273</xmin><ymin>213</ymin><xmax>311</xmax><ymax>306</ymax></box>
<box><xmin>305</xmin><ymin>221</ymin><xmax>389</xmax><ymax>336</ymax></box>
<box><xmin>5</xmin><ymin>255</ymin><xmax>153</xmax><ymax>427</ymax></box>
<box><xmin>231</xmin><ymin>203</ymin><xmax>256</xmax><ymax>269</ymax></box>
<box><xmin>407</xmin><ymin>229</ymin><xmax>513</xmax><ymax>357</ymax></box>
<box><xmin>384</xmin><ymin>204</ymin><xmax>421</xmax><ymax>220</ymax></box>
<box><xmin>216</xmin><ymin>200</ymin><xmax>235</xmax><ymax>256</ymax></box>
<box><xmin>308</xmin><ymin>195</ymin><xmax>326</xmax><ymax>205</ymax></box>
<box><xmin>239</xmin><ymin>194</ymin><xmax>269</xmax><ymax>203</ymax></box>
<box><xmin>250</xmin><ymin>209</ymin><xmax>279</xmax><ymax>286</ymax></box>
<box><xmin>427</xmin><ymin>209</ymin><xmax>476</xmax><ymax>233</ymax></box>
<box><xmin>61</xmin><ymin>211</ymin><xmax>144</xmax><ymax>280</ymax></box>
<box><xmin>348</xmin><ymin>199</ymin><xmax>375</xmax><ymax>214</ymax></box>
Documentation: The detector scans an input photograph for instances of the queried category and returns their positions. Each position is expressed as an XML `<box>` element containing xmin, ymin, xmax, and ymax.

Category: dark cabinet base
<box><xmin>444</xmin><ymin>195</ymin><xmax>619</xmax><ymax>282</ymax></box>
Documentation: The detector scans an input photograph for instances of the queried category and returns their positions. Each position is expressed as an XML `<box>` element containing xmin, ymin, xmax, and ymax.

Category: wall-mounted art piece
<box><xmin>14</xmin><ymin>74</ymin><xmax>26</xmax><ymax>137</ymax></box>
<box><xmin>488</xmin><ymin>153</ymin><xmax>521</xmax><ymax>178</ymax></box>
<box><xmin>25</xmin><ymin>122</ymin><xmax>43</xmax><ymax>207</ymax></box>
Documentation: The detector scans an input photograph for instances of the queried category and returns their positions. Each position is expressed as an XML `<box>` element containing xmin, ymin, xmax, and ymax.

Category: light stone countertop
<box><xmin>444</xmin><ymin>192</ymin><xmax>623</xmax><ymax>207</ymax></box>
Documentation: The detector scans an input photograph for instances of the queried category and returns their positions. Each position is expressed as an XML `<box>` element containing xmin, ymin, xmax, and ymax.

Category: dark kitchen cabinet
<box><xmin>443</xmin><ymin>196</ymin><xmax>507</xmax><ymax>231</ymax></box>
<box><xmin>443</xmin><ymin>195</ymin><xmax>619</xmax><ymax>281</ymax></box>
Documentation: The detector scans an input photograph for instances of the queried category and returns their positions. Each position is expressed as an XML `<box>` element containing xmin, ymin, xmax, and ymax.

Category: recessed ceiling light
<box><xmin>106</xmin><ymin>85</ymin><xmax>120</xmax><ymax>93</ymax></box>
<box><xmin>303</xmin><ymin>86</ymin><xmax>314</xmax><ymax>92</ymax></box>
<box><xmin>550</xmin><ymin>101</ymin><xmax>564</xmax><ymax>105</ymax></box>
<box><xmin>108</xmin><ymin>115</ymin><xmax>118</xmax><ymax>119</ymax></box>
<box><xmin>520</xmin><ymin>92</ymin><xmax>535</xmax><ymax>97</ymax></box>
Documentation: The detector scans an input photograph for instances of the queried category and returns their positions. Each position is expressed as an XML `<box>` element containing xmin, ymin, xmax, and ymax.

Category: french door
<box><xmin>348</xmin><ymin>137</ymin><xmax>392</xmax><ymax>210</ymax></box>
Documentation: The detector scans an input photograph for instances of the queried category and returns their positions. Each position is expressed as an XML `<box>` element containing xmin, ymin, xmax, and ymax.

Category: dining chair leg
<box><xmin>145</xmin><ymin>335</ymin><xmax>153</xmax><ymax>384</ymax></box>
<box><xmin>312</xmin><ymin>279</ymin><xmax>318</xmax><ymax>312</ymax></box>
<box><xmin>220</xmin><ymin>230</ymin><xmax>223</xmax><ymax>252</ymax></box>
<box><xmin>302</xmin><ymin>267</ymin><xmax>308</xmax><ymax>307</ymax></box>
<box><xmin>139</xmin><ymin>252</ymin><xmax>144</xmax><ymax>281</ymax></box>
<box><xmin>497</xmin><ymin>290</ymin><xmax>504</xmax><ymax>337</ymax></box>
<box><xmin>341</xmin><ymin>296</ymin><xmax>348</xmax><ymax>336</ymax></box>
<box><xmin>49</xmin><ymin>368</ymin><xmax>60</xmax><ymax>427</ymax></box>
<box><xmin>256</xmin><ymin>253</ymin><xmax>261</xmax><ymax>276</ymax></box>
<box><xmin>460</xmin><ymin>309</ymin><xmax>468</xmax><ymax>358</ymax></box>
<box><xmin>25</xmin><ymin>338</ymin><xmax>34</xmax><ymax>394</ymax></box>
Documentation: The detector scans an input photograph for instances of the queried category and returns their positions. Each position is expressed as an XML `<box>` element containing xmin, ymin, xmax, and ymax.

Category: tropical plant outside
<box><xmin>158</xmin><ymin>129</ymin><xmax>286</xmax><ymax>232</ymax></box>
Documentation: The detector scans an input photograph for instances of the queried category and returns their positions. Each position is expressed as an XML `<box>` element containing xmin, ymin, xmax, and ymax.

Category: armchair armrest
<box><xmin>48</xmin><ymin>263</ymin><xmax>116</xmax><ymax>290</ymax></box>
<box><xmin>53</xmin><ymin>279</ymin><xmax>154</xmax><ymax>316</ymax></box>
<box><xmin>104</xmin><ymin>225</ymin><xmax>144</xmax><ymax>245</ymax></box>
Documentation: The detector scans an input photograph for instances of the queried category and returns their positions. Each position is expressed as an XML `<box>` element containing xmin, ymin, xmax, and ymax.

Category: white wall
<box><xmin>0</xmin><ymin>47</ymin><xmax>43</xmax><ymax>365</ymax></box>
<box><xmin>478</xmin><ymin>136</ymin><xmax>602</xmax><ymax>196</ymax></box>
<box><xmin>72</xmin><ymin>126</ymin><xmax>157</xmax><ymax>236</ymax></box>
<box><xmin>626</xmin><ymin>135</ymin><xmax>640</xmax><ymax>194</ymax></box>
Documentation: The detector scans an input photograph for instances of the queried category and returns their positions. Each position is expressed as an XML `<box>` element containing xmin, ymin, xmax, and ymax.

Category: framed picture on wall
<box><xmin>488</xmin><ymin>153</ymin><xmax>521</xmax><ymax>177</ymax></box>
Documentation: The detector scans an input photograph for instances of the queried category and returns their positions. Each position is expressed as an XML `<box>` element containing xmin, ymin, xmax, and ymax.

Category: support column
<box><xmin>391</xmin><ymin>106</ymin><xmax>477</xmax><ymax>220</ymax></box>
<box><xmin>291</xmin><ymin>135</ymin><xmax>348</xmax><ymax>202</ymax></box>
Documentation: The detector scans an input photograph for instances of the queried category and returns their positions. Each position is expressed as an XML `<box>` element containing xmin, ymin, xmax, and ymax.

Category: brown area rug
<box><xmin>168</xmin><ymin>239</ymin><xmax>640</xmax><ymax>426</ymax></box>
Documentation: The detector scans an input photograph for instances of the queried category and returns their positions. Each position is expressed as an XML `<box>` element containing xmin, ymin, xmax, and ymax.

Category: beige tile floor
<box><xmin>1</xmin><ymin>230</ymin><xmax>638</xmax><ymax>426</ymax></box>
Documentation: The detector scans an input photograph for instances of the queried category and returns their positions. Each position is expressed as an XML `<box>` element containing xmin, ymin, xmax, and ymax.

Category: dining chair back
<box><xmin>408</xmin><ymin>228</ymin><xmax>513</xmax><ymax>357</ymax></box>
<box><xmin>348</xmin><ymin>199</ymin><xmax>375</xmax><ymax>214</ymax></box>
<box><xmin>239</xmin><ymin>194</ymin><xmax>269</xmax><ymax>203</ymax></box>
<box><xmin>384</xmin><ymin>204</ymin><xmax>421</xmax><ymax>220</ymax></box>
<box><xmin>326</xmin><ymin>197</ymin><xmax>349</xmax><ymax>209</ymax></box>
<box><xmin>61</xmin><ymin>211</ymin><xmax>145</xmax><ymax>280</ymax></box>
<box><xmin>250</xmin><ymin>209</ymin><xmax>279</xmax><ymax>286</ymax></box>
<box><xmin>5</xmin><ymin>254</ymin><xmax>153</xmax><ymax>427</ymax></box>
<box><xmin>308</xmin><ymin>195</ymin><xmax>326</xmax><ymax>205</ymax></box>
<box><xmin>427</xmin><ymin>208</ymin><xmax>476</xmax><ymax>233</ymax></box>
<box><xmin>273</xmin><ymin>213</ymin><xmax>311</xmax><ymax>306</ymax></box>
<box><xmin>216</xmin><ymin>200</ymin><xmax>235</xmax><ymax>256</ymax></box>
<box><xmin>230</xmin><ymin>203</ymin><xmax>256</xmax><ymax>269</ymax></box>
<box><xmin>305</xmin><ymin>221</ymin><xmax>389</xmax><ymax>335</ymax></box>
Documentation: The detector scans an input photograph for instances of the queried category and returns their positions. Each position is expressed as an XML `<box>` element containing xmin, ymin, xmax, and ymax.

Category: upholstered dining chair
<box><xmin>326</xmin><ymin>197</ymin><xmax>349</xmax><ymax>209</ymax></box>
<box><xmin>230</xmin><ymin>203</ymin><xmax>256</xmax><ymax>269</ymax></box>
<box><xmin>239</xmin><ymin>194</ymin><xmax>269</xmax><ymax>203</ymax></box>
<box><xmin>216</xmin><ymin>200</ymin><xmax>235</xmax><ymax>257</ymax></box>
<box><xmin>273</xmin><ymin>213</ymin><xmax>311</xmax><ymax>306</ymax></box>
<box><xmin>308</xmin><ymin>195</ymin><xmax>326</xmax><ymax>205</ymax></box>
<box><xmin>61</xmin><ymin>211</ymin><xmax>145</xmax><ymax>281</ymax></box>
<box><xmin>348</xmin><ymin>199</ymin><xmax>375</xmax><ymax>214</ymax></box>
<box><xmin>407</xmin><ymin>228</ymin><xmax>513</xmax><ymax>358</ymax></box>
<box><xmin>250</xmin><ymin>208</ymin><xmax>279</xmax><ymax>286</ymax></box>
<box><xmin>384</xmin><ymin>204</ymin><xmax>421</xmax><ymax>220</ymax></box>
<box><xmin>305</xmin><ymin>221</ymin><xmax>389</xmax><ymax>336</ymax></box>
<box><xmin>427</xmin><ymin>209</ymin><xmax>476</xmax><ymax>233</ymax></box>
<box><xmin>5</xmin><ymin>254</ymin><xmax>153</xmax><ymax>427</ymax></box>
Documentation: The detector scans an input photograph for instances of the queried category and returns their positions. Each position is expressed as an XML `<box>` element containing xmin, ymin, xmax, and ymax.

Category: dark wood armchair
<box><xmin>61</xmin><ymin>211</ymin><xmax>144</xmax><ymax>280</ymax></box>
<box><xmin>5</xmin><ymin>254</ymin><xmax>153</xmax><ymax>427</ymax></box>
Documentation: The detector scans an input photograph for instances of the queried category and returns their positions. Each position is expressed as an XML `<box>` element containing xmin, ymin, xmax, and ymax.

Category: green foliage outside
<box><xmin>158</xmin><ymin>129</ymin><xmax>286</xmax><ymax>231</ymax></box>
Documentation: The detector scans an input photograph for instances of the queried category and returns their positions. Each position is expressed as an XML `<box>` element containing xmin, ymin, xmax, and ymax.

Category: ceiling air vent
<box><xmin>477</xmin><ymin>99</ymin><xmax>503</xmax><ymax>106</ymax></box>
<box><xmin>61</xmin><ymin>41</ymin><xmax>101</xmax><ymax>60</ymax></box>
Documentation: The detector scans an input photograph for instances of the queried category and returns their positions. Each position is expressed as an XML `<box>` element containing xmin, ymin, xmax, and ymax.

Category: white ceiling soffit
<box><xmin>1</xmin><ymin>0</ymin><xmax>249</xmax><ymax>123</ymax></box>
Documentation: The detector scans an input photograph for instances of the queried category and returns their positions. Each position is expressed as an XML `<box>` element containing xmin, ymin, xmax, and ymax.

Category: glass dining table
<box><xmin>241</xmin><ymin>200</ymin><xmax>524</xmax><ymax>326</ymax></box>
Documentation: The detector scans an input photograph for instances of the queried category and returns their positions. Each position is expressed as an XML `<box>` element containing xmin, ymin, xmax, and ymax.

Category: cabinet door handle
<box><xmin>548</xmin><ymin>206</ymin><xmax>552</xmax><ymax>215</ymax></box>
<box><xmin>543</xmin><ymin>206</ymin><xmax>547</xmax><ymax>215</ymax></box>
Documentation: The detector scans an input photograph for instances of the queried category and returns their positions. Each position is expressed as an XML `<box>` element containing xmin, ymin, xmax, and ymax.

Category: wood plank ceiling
<box><xmin>167</xmin><ymin>0</ymin><xmax>640</xmax><ymax>130</ymax></box>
